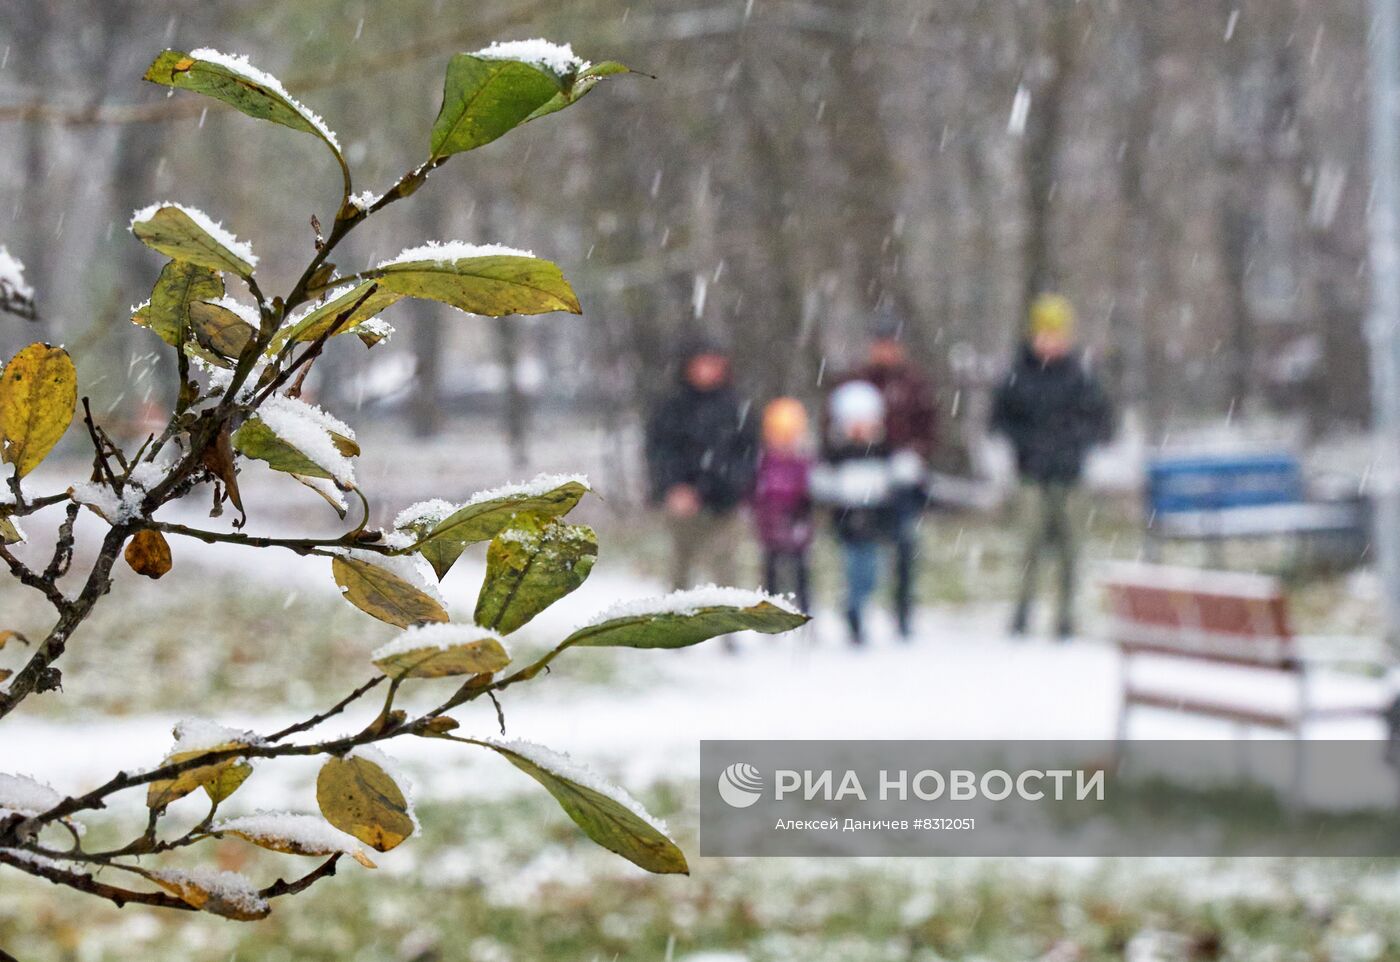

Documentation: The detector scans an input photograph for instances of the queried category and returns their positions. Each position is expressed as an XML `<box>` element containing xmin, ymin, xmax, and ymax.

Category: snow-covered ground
<box><xmin>1</xmin><ymin>490</ymin><xmax>1389</xmax><ymax>831</ymax></box>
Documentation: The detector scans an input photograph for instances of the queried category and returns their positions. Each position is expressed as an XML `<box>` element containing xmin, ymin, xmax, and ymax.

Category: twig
<box><xmin>0</xmin><ymin>544</ymin><xmax>66</xmax><ymax>608</ymax></box>
<box><xmin>0</xmin><ymin>848</ymin><xmax>191</xmax><ymax>912</ymax></box>
<box><xmin>43</xmin><ymin>502</ymin><xmax>81</xmax><ymax>581</ymax></box>
<box><xmin>266</xmin><ymin>676</ymin><xmax>385</xmax><ymax>743</ymax></box>
<box><xmin>260</xmin><ymin>855</ymin><xmax>341</xmax><ymax>900</ymax></box>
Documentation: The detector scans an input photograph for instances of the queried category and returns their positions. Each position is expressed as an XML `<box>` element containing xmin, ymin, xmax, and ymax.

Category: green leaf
<box><xmin>371</xmin><ymin>626</ymin><xmax>510</xmax><ymax>679</ymax></box>
<box><xmin>397</xmin><ymin>478</ymin><xmax>590</xmax><ymax>580</ymax></box>
<box><xmin>331</xmin><ymin>554</ymin><xmax>449</xmax><ymax>629</ymax></box>
<box><xmin>189</xmin><ymin>300</ymin><xmax>255</xmax><ymax>360</ymax></box>
<box><xmin>316</xmin><ymin>753</ymin><xmax>415</xmax><ymax>852</ymax></box>
<box><xmin>232</xmin><ymin>418</ymin><xmax>337</xmax><ymax>481</ymax></box>
<box><xmin>525</xmin><ymin>61</ymin><xmax>634</xmax><ymax>123</ymax></box>
<box><xmin>130</xmin><ymin>205</ymin><xmax>255</xmax><ymax>277</ymax></box>
<box><xmin>272</xmin><ymin>282</ymin><xmax>402</xmax><ymax>350</ymax></box>
<box><xmin>430</xmin><ymin>55</ymin><xmax>564</xmax><ymax>158</ymax></box>
<box><xmin>483</xmin><ymin>741</ymin><xmax>687</xmax><ymax>875</ymax></box>
<box><xmin>475</xmin><ymin>518</ymin><xmax>597</xmax><ymax>634</ymax></box>
<box><xmin>0</xmin><ymin>343</ymin><xmax>77</xmax><ymax>479</ymax></box>
<box><xmin>367</xmin><ymin>253</ymin><xmax>580</xmax><ymax>318</ymax></box>
<box><xmin>563</xmin><ymin>599</ymin><xmax>809</xmax><ymax>651</ymax></box>
<box><xmin>143</xmin><ymin>49</ymin><xmax>342</xmax><ymax>162</ymax></box>
<box><xmin>136</xmin><ymin>261</ymin><xmax>225</xmax><ymax>348</ymax></box>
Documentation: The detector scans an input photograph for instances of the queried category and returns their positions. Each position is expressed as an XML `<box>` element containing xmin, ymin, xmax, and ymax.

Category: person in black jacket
<box><xmin>990</xmin><ymin>294</ymin><xmax>1113</xmax><ymax>639</ymax></box>
<box><xmin>645</xmin><ymin>339</ymin><xmax>759</xmax><ymax>590</ymax></box>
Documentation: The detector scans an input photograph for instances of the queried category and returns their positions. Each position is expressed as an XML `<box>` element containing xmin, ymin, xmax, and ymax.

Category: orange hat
<box><xmin>762</xmin><ymin>397</ymin><xmax>808</xmax><ymax>447</ymax></box>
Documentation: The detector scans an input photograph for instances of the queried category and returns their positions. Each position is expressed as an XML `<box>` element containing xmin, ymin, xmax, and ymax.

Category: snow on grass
<box><xmin>369</xmin><ymin>622</ymin><xmax>505</xmax><ymax>662</ymax></box>
<box><xmin>0</xmin><ymin>772</ymin><xmax>62</xmax><ymax>817</ymax></box>
<box><xmin>129</xmin><ymin>201</ymin><xmax>259</xmax><ymax>268</ymax></box>
<box><xmin>0</xmin><ymin>246</ymin><xmax>33</xmax><ymax>299</ymax></box>
<box><xmin>582</xmin><ymin>584</ymin><xmax>801</xmax><ymax>628</ymax></box>
<box><xmin>213</xmin><ymin>812</ymin><xmax>364</xmax><ymax>856</ymax></box>
<box><xmin>486</xmin><ymin>737</ymin><xmax>667</xmax><ymax>834</ymax></box>
<box><xmin>375</xmin><ymin>240</ymin><xmax>533</xmax><ymax>269</ymax></box>
<box><xmin>257</xmin><ymin>394</ymin><xmax>356</xmax><ymax>486</ymax></box>
<box><xmin>147</xmin><ymin>866</ymin><xmax>268</xmax><ymax>917</ymax></box>
<box><xmin>187</xmin><ymin>48</ymin><xmax>340</xmax><ymax>151</ymax></box>
<box><xmin>474</xmin><ymin>39</ymin><xmax>588</xmax><ymax>76</ymax></box>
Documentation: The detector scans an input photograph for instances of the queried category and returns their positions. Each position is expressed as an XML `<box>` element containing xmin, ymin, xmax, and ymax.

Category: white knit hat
<box><xmin>829</xmin><ymin>380</ymin><xmax>885</xmax><ymax>430</ymax></box>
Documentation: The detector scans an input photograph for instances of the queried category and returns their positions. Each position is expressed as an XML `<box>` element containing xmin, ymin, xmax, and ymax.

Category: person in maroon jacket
<box><xmin>825</xmin><ymin>309</ymin><xmax>938</xmax><ymax>638</ymax></box>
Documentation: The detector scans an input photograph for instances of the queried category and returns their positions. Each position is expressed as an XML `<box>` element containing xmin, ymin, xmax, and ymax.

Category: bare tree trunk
<box><xmin>1020</xmin><ymin>0</ymin><xmax>1075</xmax><ymax>314</ymax></box>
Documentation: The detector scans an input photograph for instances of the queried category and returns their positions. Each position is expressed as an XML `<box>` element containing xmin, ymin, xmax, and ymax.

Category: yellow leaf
<box><xmin>124</xmin><ymin>529</ymin><xmax>173</xmax><ymax>579</ymax></box>
<box><xmin>331</xmin><ymin>555</ymin><xmax>448</xmax><ymax>629</ymax></box>
<box><xmin>0</xmin><ymin>343</ymin><xmax>77</xmax><ymax>478</ymax></box>
<box><xmin>149</xmin><ymin>870</ymin><xmax>269</xmax><ymax>921</ymax></box>
<box><xmin>0</xmin><ymin>515</ymin><xmax>23</xmax><ymax>545</ymax></box>
<box><xmin>315</xmin><ymin>753</ymin><xmax>415</xmax><ymax>852</ymax></box>
<box><xmin>146</xmin><ymin>743</ymin><xmax>251</xmax><ymax>809</ymax></box>
<box><xmin>370</xmin><ymin>625</ymin><xmax>510</xmax><ymax>679</ymax></box>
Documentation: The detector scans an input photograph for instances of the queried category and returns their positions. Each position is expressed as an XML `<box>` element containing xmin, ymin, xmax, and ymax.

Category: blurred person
<box><xmin>827</xmin><ymin>308</ymin><xmax>937</xmax><ymax>637</ymax></box>
<box><xmin>751</xmin><ymin>397</ymin><xmax>815</xmax><ymax>613</ymax></box>
<box><xmin>991</xmin><ymin>293</ymin><xmax>1114</xmax><ymax>640</ymax></box>
<box><xmin>645</xmin><ymin>338</ymin><xmax>758</xmax><ymax>591</ymax></box>
<box><xmin>813</xmin><ymin>381</ymin><xmax>922</xmax><ymax>645</ymax></box>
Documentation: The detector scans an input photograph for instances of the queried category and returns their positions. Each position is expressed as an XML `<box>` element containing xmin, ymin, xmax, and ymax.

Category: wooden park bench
<box><xmin>1144</xmin><ymin>451</ymin><xmax>1365</xmax><ymax>568</ymax></box>
<box><xmin>1101</xmin><ymin>562</ymin><xmax>1388</xmax><ymax>741</ymax></box>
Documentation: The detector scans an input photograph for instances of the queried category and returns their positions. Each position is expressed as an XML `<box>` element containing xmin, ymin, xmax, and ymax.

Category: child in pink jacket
<box><xmin>751</xmin><ymin>397</ymin><xmax>814</xmax><ymax>612</ymax></box>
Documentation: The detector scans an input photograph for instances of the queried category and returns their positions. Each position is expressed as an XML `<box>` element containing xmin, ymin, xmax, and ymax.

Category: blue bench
<box><xmin>1145</xmin><ymin>452</ymin><xmax>1365</xmax><ymax>565</ymax></box>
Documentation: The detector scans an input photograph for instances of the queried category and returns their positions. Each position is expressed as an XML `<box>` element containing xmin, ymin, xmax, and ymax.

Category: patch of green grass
<box><xmin>5</xmin><ymin>783</ymin><xmax>1400</xmax><ymax>961</ymax></box>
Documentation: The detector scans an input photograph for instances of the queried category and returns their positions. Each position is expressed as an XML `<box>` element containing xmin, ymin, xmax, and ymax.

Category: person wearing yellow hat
<box><xmin>991</xmin><ymin>293</ymin><xmax>1114</xmax><ymax>639</ymax></box>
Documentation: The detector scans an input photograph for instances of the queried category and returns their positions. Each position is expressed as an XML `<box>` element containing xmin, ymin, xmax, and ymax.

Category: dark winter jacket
<box><xmin>810</xmin><ymin>440</ymin><xmax>902</xmax><ymax>543</ymax></box>
<box><xmin>645</xmin><ymin>381</ymin><xmax>758</xmax><ymax>513</ymax></box>
<box><xmin>828</xmin><ymin>362</ymin><xmax>939</xmax><ymax>460</ymax></box>
<box><xmin>990</xmin><ymin>344</ymin><xmax>1114</xmax><ymax>484</ymax></box>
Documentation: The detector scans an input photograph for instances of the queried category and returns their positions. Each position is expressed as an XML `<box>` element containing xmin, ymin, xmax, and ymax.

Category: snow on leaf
<box><xmin>473</xmin><ymin>39</ymin><xmax>589</xmax><ymax>76</ymax></box>
<box><xmin>394</xmin><ymin>474</ymin><xmax>590</xmax><ymax>580</ymax></box>
<box><xmin>145</xmin><ymin>48</ymin><xmax>341</xmax><ymax>152</ymax></box>
<box><xmin>235</xmin><ymin>394</ymin><xmax>356</xmax><ymax>486</ymax></box>
<box><xmin>129</xmin><ymin>202</ymin><xmax>258</xmax><ymax>275</ymax></box>
<box><xmin>369</xmin><ymin>622</ymin><xmax>510</xmax><ymax>679</ymax></box>
<box><xmin>148</xmin><ymin>867</ymin><xmax>270</xmax><ymax>920</ymax></box>
<box><xmin>564</xmin><ymin>585</ymin><xmax>808</xmax><ymax>650</ymax></box>
<box><xmin>376</xmin><ymin>241</ymin><xmax>534</xmax><ymax>269</ymax></box>
<box><xmin>214</xmin><ymin>812</ymin><xmax>376</xmax><ymax>867</ymax></box>
<box><xmin>481</xmin><ymin>738</ymin><xmax>688</xmax><ymax>875</ymax></box>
